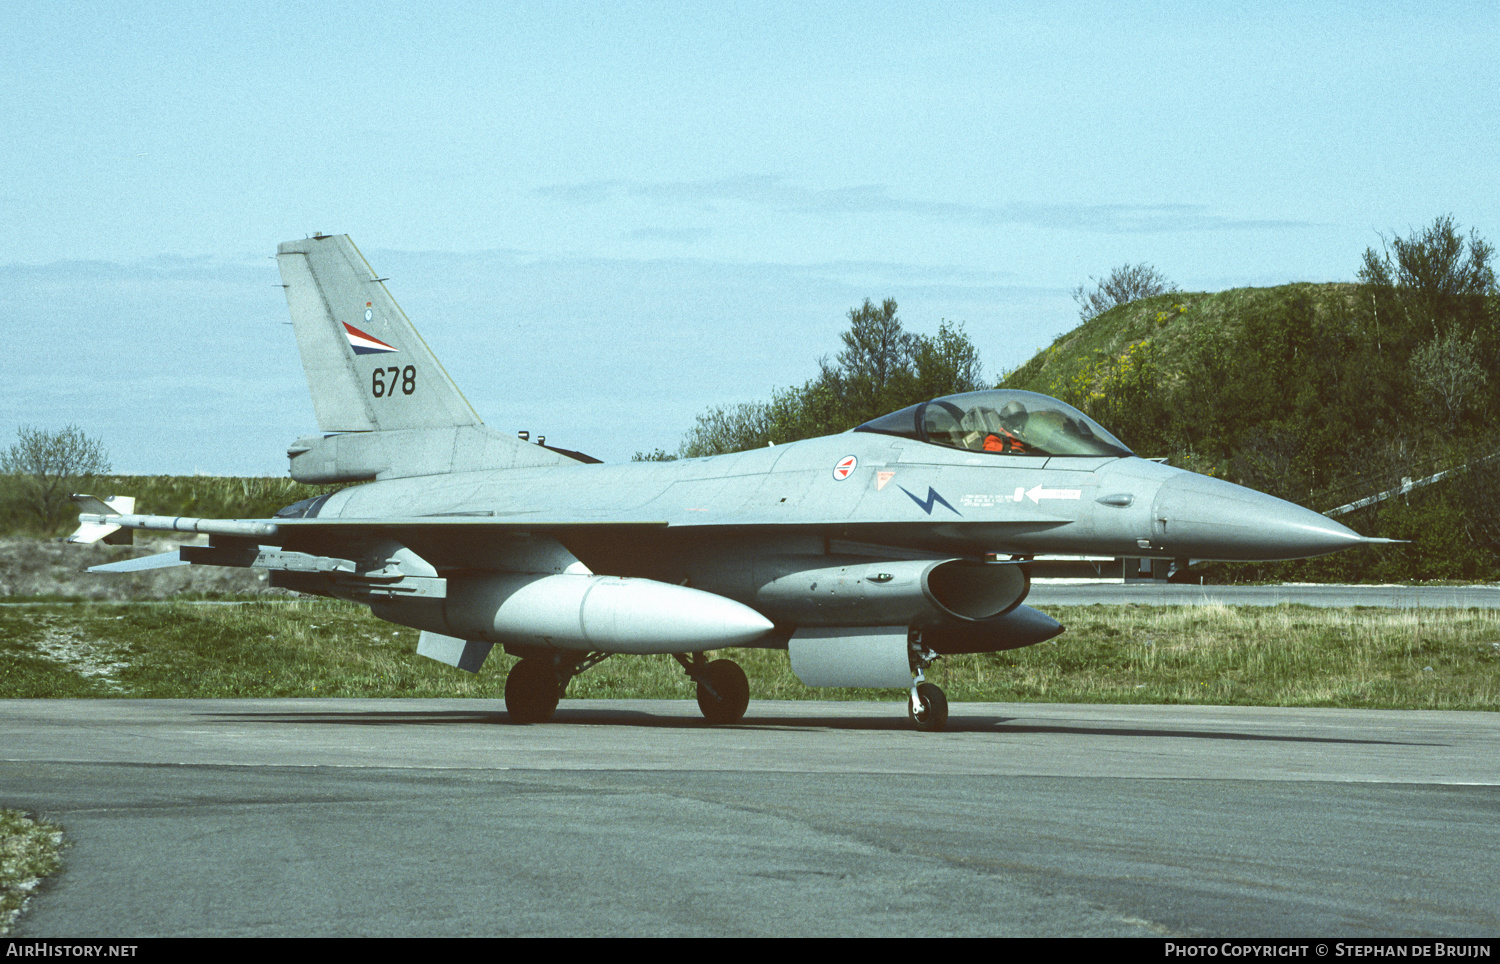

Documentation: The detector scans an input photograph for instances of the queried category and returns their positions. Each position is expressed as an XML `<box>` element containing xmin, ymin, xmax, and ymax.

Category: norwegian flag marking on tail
<box><xmin>343</xmin><ymin>322</ymin><xmax>399</xmax><ymax>355</ymax></box>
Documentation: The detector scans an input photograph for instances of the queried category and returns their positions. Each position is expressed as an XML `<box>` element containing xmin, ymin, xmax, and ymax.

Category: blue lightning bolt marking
<box><xmin>897</xmin><ymin>485</ymin><xmax>961</xmax><ymax>516</ymax></box>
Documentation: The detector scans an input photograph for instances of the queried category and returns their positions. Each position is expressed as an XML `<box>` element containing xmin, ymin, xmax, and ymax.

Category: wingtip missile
<box><xmin>67</xmin><ymin>494</ymin><xmax>136</xmax><ymax>545</ymax></box>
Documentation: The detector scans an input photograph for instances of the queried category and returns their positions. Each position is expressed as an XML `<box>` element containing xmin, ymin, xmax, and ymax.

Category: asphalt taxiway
<box><xmin>4</xmin><ymin>698</ymin><xmax>1497</xmax><ymax>937</ymax></box>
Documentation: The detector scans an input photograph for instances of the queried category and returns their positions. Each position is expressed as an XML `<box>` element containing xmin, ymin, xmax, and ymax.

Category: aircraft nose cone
<box><xmin>1152</xmin><ymin>472</ymin><xmax>1367</xmax><ymax>561</ymax></box>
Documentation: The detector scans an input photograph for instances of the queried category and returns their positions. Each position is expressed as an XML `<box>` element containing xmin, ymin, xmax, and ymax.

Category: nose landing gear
<box><xmin>907</xmin><ymin>639</ymin><xmax>948</xmax><ymax>732</ymax></box>
<box><xmin>908</xmin><ymin>680</ymin><xmax>949</xmax><ymax>732</ymax></box>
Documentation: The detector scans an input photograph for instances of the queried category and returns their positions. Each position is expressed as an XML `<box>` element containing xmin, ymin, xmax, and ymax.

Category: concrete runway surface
<box><xmin>3</xmin><ymin>698</ymin><xmax>1498</xmax><ymax>937</ymax></box>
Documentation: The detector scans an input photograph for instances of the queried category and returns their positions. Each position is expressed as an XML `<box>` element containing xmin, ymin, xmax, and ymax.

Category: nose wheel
<box><xmin>907</xmin><ymin>637</ymin><xmax>948</xmax><ymax>731</ymax></box>
<box><xmin>908</xmin><ymin>681</ymin><xmax>949</xmax><ymax>732</ymax></box>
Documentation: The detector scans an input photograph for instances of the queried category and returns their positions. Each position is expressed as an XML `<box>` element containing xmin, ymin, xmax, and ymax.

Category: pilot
<box><xmin>984</xmin><ymin>401</ymin><xmax>1029</xmax><ymax>454</ymax></box>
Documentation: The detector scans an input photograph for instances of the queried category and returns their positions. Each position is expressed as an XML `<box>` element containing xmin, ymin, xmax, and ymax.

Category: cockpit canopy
<box><xmin>853</xmin><ymin>389</ymin><xmax>1133</xmax><ymax>458</ymax></box>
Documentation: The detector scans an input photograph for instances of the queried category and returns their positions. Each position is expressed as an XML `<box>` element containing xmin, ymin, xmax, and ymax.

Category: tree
<box><xmin>1071</xmin><ymin>263</ymin><xmax>1177</xmax><ymax>322</ymax></box>
<box><xmin>680</xmin><ymin>383</ymin><xmax>829</xmax><ymax>458</ymax></box>
<box><xmin>1</xmin><ymin>425</ymin><xmax>112</xmax><ymax>529</ymax></box>
<box><xmin>1358</xmin><ymin>215</ymin><xmax>1496</xmax><ymax>311</ymax></box>
<box><xmin>1358</xmin><ymin>216</ymin><xmax>1498</xmax><ymax>425</ymax></box>
<box><xmin>821</xmin><ymin>300</ymin><xmax>984</xmax><ymax>427</ymax></box>
<box><xmin>913</xmin><ymin>320</ymin><xmax>984</xmax><ymax>400</ymax></box>
<box><xmin>681</xmin><ymin>400</ymin><xmax>778</xmax><ymax>459</ymax></box>
<box><xmin>1410</xmin><ymin>329</ymin><xmax>1488</xmax><ymax>431</ymax></box>
<box><xmin>1358</xmin><ymin>214</ymin><xmax>1497</xmax><ymax>373</ymax></box>
<box><xmin>1456</xmin><ymin>440</ymin><xmax>1500</xmax><ymax>555</ymax></box>
<box><xmin>824</xmin><ymin>298</ymin><xmax>919</xmax><ymax>424</ymax></box>
<box><xmin>680</xmin><ymin>301</ymin><xmax>985</xmax><ymax>457</ymax></box>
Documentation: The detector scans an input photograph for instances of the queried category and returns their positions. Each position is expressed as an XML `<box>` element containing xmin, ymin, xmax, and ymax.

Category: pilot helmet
<box><xmin>1000</xmin><ymin>400</ymin><xmax>1028</xmax><ymax>433</ymax></box>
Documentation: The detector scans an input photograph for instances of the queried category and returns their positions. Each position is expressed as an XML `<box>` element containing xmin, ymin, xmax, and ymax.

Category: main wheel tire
<box><xmin>505</xmin><ymin>658</ymin><xmax>560</xmax><ymax>724</ymax></box>
<box><xmin>908</xmin><ymin>682</ymin><xmax>949</xmax><ymax>732</ymax></box>
<box><xmin>695</xmin><ymin>658</ymin><xmax>750</xmax><ymax>725</ymax></box>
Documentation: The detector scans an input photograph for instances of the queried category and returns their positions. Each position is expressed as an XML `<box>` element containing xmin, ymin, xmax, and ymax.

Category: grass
<box><xmin>1</xmin><ymin>599</ymin><xmax>1497</xmax><ymax>710</ymax></box>
<box><xmin>1</xmin><ymin>810</ymin><xmax>64</xmax><ymax>936</ymax></box>
<box><xmin>945</xmin><ymin>603</ymin><xmax>1500</xmax><ymax>710</ymax></box>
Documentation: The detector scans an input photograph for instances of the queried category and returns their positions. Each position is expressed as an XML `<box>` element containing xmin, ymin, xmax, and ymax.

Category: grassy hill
<box><xmin>1007</xmin><ymin>286</ymin><xmax>1345</xmax><ymax>414</ymax></box>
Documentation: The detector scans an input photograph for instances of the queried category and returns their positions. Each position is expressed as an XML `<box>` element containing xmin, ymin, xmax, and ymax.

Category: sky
<box><xmin>4</xmin><ymin>1</ymin><xmax>1497</xmax><ymax>474</ymax></box>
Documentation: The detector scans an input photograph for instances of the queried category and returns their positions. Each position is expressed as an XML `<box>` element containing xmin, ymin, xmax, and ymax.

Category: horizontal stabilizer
<box><xmin>87</xmin><ymin>549</ymin><xmax>188</xmax><ymax>573</ymax></box>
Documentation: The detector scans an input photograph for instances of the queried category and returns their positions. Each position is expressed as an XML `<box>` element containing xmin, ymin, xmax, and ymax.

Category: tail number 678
<box><xmin>372</xmin><ymin>366</ymin><xmax>416</xmax><ymax>397</ymax></box>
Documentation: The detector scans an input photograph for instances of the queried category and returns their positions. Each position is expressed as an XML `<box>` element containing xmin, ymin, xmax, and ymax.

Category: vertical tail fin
<box><xmin>277</xmin><ymin>234</ymin><xmax>482</xmax><ymax>433</ymax></box>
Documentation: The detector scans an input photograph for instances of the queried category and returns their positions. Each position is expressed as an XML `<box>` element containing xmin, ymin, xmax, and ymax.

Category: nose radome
<box><xmin>1152</xmin><ymin>472</ymin><xmax>1369</xmax><ymax>561</ymax></box>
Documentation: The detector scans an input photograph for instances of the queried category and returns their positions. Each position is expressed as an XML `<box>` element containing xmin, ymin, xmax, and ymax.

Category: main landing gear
<box><xmin>676</xmin><ymin>653</ymin><xmax>750</xmax><ymax>725</ymax></box>
<box><xmin>503</xmin><ymin>657</ymin><xmax>562</xmax><ymax>724</ymax></box>
<box><xmin>502</xmin><ymin>650</ymin><xmax>750</xmax><ymax>725</ymax></box>
<box><xmin>503</xmin><ymin>650</ymin><xmax>611</xmax><ymax>724</ymax></box>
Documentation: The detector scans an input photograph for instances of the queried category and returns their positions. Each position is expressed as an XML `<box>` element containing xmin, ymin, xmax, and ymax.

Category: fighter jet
<box><xmin>71</xmin><ymin>234</ymin><xmax>1385</xmax><ymax>730</ymax></box>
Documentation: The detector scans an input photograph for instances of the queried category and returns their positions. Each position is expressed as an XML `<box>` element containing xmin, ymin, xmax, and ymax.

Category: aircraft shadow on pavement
<box><xmin>195</xmin><ymin>704</ymin><xmax>1439</xmax><ymax>744</ymax></box>
<box><xmin>985</xmin><ymin>722</ymin><xmax>1434</xmax><ymax>746</ymax></box>
<box><xmin>197</xmin><ymin>706</ymin><xmax>897</xmax><ymax>731</ymax></box>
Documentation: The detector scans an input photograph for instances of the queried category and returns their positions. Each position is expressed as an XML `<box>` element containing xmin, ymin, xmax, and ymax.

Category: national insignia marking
<box><xmin>343</xmin><ymin>321</ymin><xmax>399</xmax><ymax>355</ymax></box>
<box><xmin>833</xmin><ymin>455</ymin><xmax>857</xmax><ymax>481</ymax></box>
